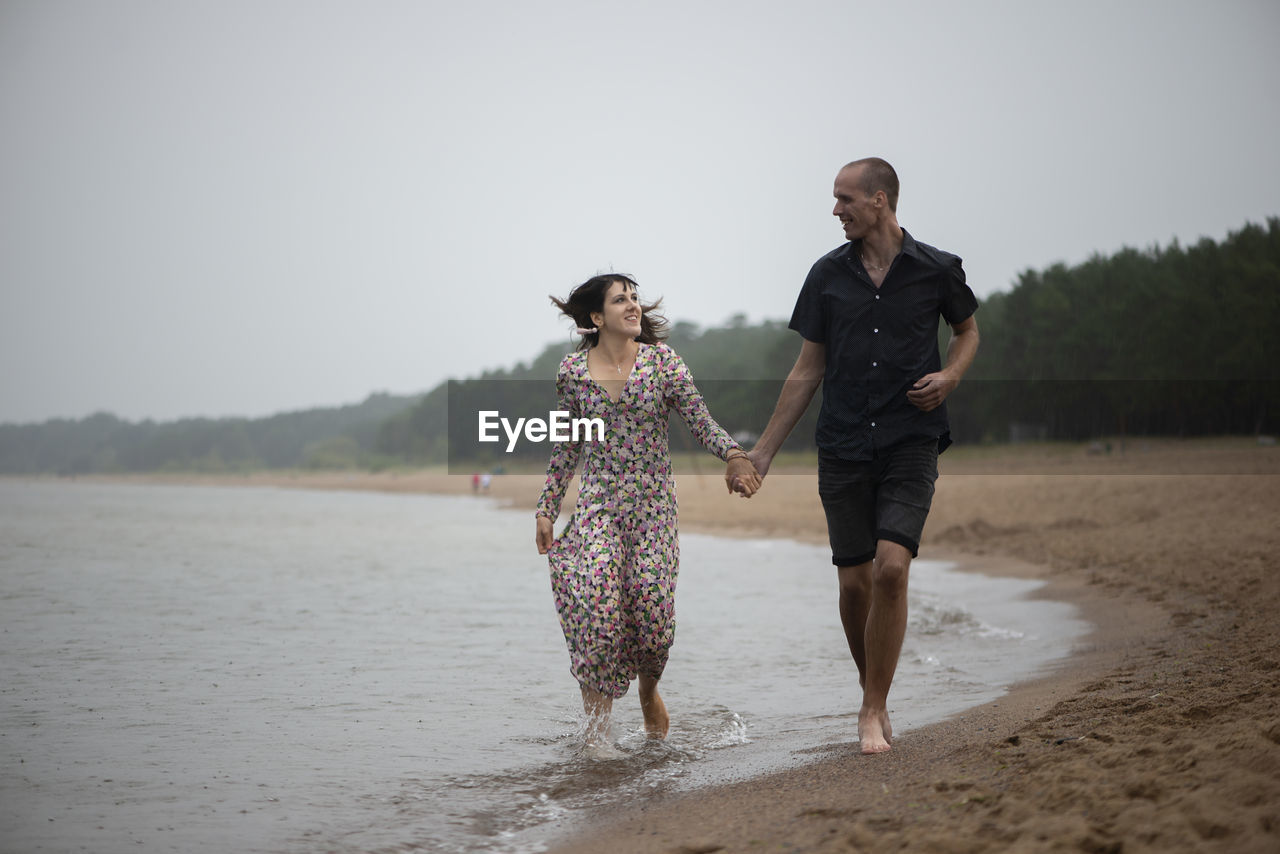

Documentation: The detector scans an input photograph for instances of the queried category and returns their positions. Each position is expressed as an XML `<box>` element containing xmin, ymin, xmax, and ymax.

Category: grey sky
<box><xmin>2</xmin><ymin>0</ymin><xmax>1277</xmax><ymax>424</ymax></box>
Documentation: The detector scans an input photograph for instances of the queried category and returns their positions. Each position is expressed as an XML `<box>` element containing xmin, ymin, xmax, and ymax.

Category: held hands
<box><xmin>724</xmin><ymin>449</ymin><xmax>764</xmax><ymax>498</ymax></box>
<box><xmin>535</xmin><ymin>515</ymin><xmax>554</xmax><ymax>554</ymax></box>
<box><xmin>907</xmin><ymin>371</ymin><xmax>959</xmax><ymax>412</ymax></box>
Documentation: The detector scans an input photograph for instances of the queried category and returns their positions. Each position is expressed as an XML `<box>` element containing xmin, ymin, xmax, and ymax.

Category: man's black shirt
<box><xmin>788</xmin><ymin>229</ymin><xmax>979</xmax><ymax>461</ymax></box>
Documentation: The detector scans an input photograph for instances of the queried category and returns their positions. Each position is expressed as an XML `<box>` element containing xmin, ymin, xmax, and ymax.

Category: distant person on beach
<box><xmin>730</xmin><ymin>157</ymin><xmax>979</xmax><ymax>754</ymax></box>
<box><xmin>536</xmin><ymin>273</ymin><xmax>761</xmax><ymax>756</ymax></box>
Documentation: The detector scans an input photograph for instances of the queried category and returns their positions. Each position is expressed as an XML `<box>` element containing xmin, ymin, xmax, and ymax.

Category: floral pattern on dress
<box><xmin>536</xmin><ymin>342</ymin><xmax>740</xmax><ymax>699</ymax></box>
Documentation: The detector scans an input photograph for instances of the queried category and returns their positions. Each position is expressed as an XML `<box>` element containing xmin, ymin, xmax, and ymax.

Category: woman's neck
<box><xmin>591</xmin><ymin>333</ymin><xmax>638</xmax><ymax>366</ymax></box>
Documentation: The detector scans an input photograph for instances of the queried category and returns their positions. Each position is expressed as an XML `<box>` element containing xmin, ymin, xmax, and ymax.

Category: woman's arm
<box><xmin>534</xmin><ymin>362</ymin><xmax>583</xmax><ymax>550</ymax></box>
<box><xmin>664</xmin><ymin>347</ymin><xmax>761</xmax><ymax>495</ymax></box>
<box><xmin>665</xmin><ymin>348</ymin><xmax>739</xmax><ymax>460</ymax></box>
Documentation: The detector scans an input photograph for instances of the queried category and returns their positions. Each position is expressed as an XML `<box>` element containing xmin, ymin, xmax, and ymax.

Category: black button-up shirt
<box><xmin>789</xmin><ymin>229</ymin><xmax>979</xmax><ymax>461</ymax></box>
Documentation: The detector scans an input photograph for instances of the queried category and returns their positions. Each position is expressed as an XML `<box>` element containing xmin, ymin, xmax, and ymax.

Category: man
<box><xmin>731</xmin><ymin>157</ymin><xmax>979</xmax><ymax>754</ymax></box>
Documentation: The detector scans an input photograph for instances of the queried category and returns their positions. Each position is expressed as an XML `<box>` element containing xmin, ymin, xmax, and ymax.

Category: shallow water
<box><xmin>0</xmin><ymin>480</ymin><xmax>1086</xmax><ymax>853</ymax></box>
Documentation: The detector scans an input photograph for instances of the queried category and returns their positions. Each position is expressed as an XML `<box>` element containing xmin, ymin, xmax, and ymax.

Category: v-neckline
<box><xmin>585</xmin><ymin>345</ymin><xmax>641</xmax><ymax>404</ymax></box>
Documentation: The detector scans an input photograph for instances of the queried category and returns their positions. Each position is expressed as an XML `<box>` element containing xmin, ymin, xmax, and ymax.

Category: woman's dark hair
<box><xmin>550</xmin><ymin>273</ymin><xmax>669</xmax><ymax>351</ymax></box>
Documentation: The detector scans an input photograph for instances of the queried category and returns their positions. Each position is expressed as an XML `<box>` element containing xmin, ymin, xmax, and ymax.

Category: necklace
<box><xmin>595</xmin><ymin>346</ymin><xmax>634</xmax><ymax>376</ymax></box>
<box><xmin>861</xmin><ymin>254</ymin><xmax>887</xmax><ymax>272</ymax></box>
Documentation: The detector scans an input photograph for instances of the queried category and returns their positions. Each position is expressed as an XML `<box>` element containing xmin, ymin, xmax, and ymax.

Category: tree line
<box><xmin>0</xmin><ymin>394</ymin><xmax>416</xmax><ymax>475</ymax></box>
<box><xmin>952</xmin><ymin>218</ymin><xmax>1279</xmax><ymax>441</ymax></box>
<box><xmin>3</xmin><ymin>219</ymin><xmax>1276</xmax><ymax>474</ymax></box>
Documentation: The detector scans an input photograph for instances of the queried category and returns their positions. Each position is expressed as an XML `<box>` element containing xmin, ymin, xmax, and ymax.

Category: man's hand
<box><xmin>725</xmin><ymin>456</ymin><xmax>761</xmax><ymax>497</ymax></box>
<box><xmin>910</xmin><ymin>315</ymin><xmax>978</xmax><ymax>412</ymax></box>
<box><xmin>535</xmin><ymin>515</ymin><xmax>554</xmax><ymax>554</ymax></box>
<box><xmin>746</xmin><ymin>446</ymin><xmax>773</xmax><ymax>480</ymax></box>
<box><xmin>906</xmin><ymin>372</ymin><xmax>958</xmax><ymax>412</ymax></box>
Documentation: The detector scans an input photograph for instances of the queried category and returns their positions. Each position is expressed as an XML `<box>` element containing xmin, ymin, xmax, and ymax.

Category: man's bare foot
<box><xmin>639</xmin><ymin>688</ymin><xmax>669</xmax><ymax>738</ymax></box>
<box><xmin>859</xmin><ymin>708</ymin><xmax>892</xmax><ymax>755</ymax></box>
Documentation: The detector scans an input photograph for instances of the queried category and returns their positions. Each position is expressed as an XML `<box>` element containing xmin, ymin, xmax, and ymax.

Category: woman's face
<box><xmin>592</xmin><ymin>280</ymin><xmax>642</xmax><ymax>339</ymax></box>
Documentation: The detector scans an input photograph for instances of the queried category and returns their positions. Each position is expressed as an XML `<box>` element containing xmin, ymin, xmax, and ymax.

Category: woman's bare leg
<box><xmin>580</xmin><ymin>685</ymin><xmax>613</xmax><ymax>745</ymax></box>
<box><xmin>637</xmin><ymin>674</ymin><xmax>669</xmax><ymax>738</ymax></box>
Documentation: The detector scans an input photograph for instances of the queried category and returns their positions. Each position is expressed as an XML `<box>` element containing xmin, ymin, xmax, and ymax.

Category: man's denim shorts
<box><xmin>817</xmin><ymin>438</ymin><xmax>940</xmax><ymax>567</ymax></box>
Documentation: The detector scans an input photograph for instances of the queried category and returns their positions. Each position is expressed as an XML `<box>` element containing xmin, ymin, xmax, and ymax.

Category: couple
<box><xmin>534</xmin><ymin>158</ymin><xmax>980</xmax><ymax>756</ymax></box>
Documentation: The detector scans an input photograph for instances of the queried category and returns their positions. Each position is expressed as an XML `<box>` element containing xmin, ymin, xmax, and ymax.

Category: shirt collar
<box><xmin>898</xmin><ymin>228</ymin><xmax>920</xmax><ymax>258</ymax></box>
<box><xmin>849</xmin><ymin>228</ymin><xmax>918</xmax><ymax>260</ymax></box>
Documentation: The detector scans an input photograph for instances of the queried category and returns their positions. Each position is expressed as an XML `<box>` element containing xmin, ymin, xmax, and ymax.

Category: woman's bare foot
<box><xmin>580</xmin><ymin>685</ymin><xmax>613</xmax><ymax>748</ymax></box>
<box><xmin>859</xmin><ymin>708</ymin><xmax>892</xmax><ymax>755</ymax></box>
<box><xmin>581</xmin><ymin>740</ymin><xmax>627</xmax><ymax>761</ymax></box>
<box><xmin>641</xmin><ymin>692</ymin><xmax>669</xmax><ymax>738</ymax></box>
<box><xmin>638</xmin><ymin>676</ymin><xmax>670</xmax><ymax>738</ymax></box>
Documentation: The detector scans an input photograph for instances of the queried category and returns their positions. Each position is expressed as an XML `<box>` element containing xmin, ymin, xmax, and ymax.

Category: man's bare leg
<box><xmin>637</xmin><ymin>674</ymin><xmax>669</xmax><ymax>738</ymax></box>
<box><xmin>837</xmin><ymin>562</ymin><xmax>873</xmax><ymax>688</ymax></box>
<box><xmin>857</xmin><ymin>541</ymin><xmax>912</xmax><ymax>754</ymax></box>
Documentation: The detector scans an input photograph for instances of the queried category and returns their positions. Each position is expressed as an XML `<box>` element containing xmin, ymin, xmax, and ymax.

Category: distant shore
<box><xmin>47</xmin><ymin>438</ymin><xmax>1280</xmax><ymax>852</ymax></box>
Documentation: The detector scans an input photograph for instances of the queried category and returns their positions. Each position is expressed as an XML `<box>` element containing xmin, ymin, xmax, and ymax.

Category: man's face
<box><xmin>832</xmin><ymin>166</ymin><xmax>878</xmax><ymax>241</ymax></box>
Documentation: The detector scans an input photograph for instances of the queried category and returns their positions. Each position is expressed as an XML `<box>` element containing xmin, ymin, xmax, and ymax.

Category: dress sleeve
<box><xmin>535</xmin><ymin>357</ymin><xmax>583</xmax><ymax>520</ymax></box>
<box><xmin>662</xmin><ymin>346</ymin><xmax>742</xmax><ymax>462</ymax></box>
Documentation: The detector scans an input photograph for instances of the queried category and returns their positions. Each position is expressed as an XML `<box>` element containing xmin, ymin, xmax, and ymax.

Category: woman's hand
<box><xmin>535</xmin><ymin>516</ymin><xmax>555</xmax><ymax>554</ymax></box>
<box><xmin>725</xmin><ymin>456</ymin><xmax>762</xmax><ymax>497</ymax></box>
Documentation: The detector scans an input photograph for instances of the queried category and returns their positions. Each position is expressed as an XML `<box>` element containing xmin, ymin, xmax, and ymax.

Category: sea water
<box><xmin>0</xmin><ymin>480</ymin><xmax>1086</xmax><ymax>853</ymax></box>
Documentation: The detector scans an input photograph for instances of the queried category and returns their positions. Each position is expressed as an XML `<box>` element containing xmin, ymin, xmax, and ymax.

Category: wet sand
<box><xmin>81</xmin><ymin>439</ymin><xmax>1280</xmax><ymax>852</ymax></box>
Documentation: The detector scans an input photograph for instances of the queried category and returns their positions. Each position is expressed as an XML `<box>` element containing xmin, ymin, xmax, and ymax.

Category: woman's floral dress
<box><xmin>536</xmin><ymin>342</ymin><xmax>742</xmax><ymax>699</ymax></box>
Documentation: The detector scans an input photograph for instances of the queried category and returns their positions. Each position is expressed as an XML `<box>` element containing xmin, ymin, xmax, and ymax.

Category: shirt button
<box><xmin>873</xmin><ymin>328</ymin><xmax>879</xmax><ymax>333</ymax></box>
<box><xmin>872</xmin><ymin>361</ymin><xmax>878</xmax><ymax>367</ymax></box>
<box><xmin>875</xmin><ymin>295</ymin><xmax>880</xmax><ymax>300</ymax></box>
<box><xmin>871</xmin><ymin>421</ymin><xmax>877</xmax><ymax>427</ymax></box>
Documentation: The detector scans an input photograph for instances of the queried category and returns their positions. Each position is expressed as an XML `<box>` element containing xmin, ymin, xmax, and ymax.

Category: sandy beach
<box><xmin>83</xmin><ymin>439</ymin><xmax>1280</xmax><ymax>852</ymax></box>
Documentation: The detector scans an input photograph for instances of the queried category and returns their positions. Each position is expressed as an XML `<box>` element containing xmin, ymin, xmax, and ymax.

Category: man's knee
<box><xmin>872</xmin><ymin>546</ymin><xmax>911</xmax><ymax>597</ymax></box>
<box><xmin>837</xmin><ymin>562</ymin><xmax>872</xmax><ymax>599</ymax></box>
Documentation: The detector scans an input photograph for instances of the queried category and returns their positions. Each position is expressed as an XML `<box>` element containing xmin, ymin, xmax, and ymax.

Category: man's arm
<box><xmin>732</xmin><ymin>338</ymin><xmax>825</xmax><ymax>485</ymax></box>
<box><xmin>906</xmin><ymin>315</ymin><xmax>979</xmax><ymax>412</ymax></box>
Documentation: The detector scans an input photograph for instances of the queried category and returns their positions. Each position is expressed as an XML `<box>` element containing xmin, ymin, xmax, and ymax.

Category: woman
<box><xmin>535</xmin><ymin>273</ymin><xmax>760</xmax><ymax>753</ymax></box>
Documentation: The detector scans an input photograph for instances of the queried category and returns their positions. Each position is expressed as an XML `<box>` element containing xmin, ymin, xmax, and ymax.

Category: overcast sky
<box><xmin>2</xmin><ymin>0</ymin><xmax>1277</xmax><ymax>424</ymax></box>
